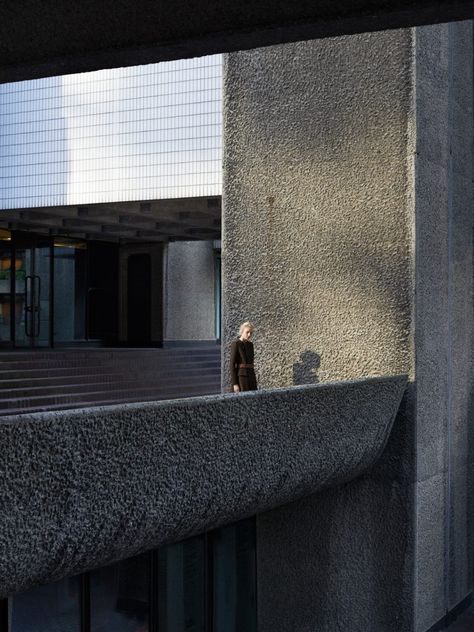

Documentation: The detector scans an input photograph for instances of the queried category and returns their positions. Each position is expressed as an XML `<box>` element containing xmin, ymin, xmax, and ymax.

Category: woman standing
<box><xmin>230</xmin><ymin>321</ymin><xmax>257</xmax><ymax>392</ymax></box>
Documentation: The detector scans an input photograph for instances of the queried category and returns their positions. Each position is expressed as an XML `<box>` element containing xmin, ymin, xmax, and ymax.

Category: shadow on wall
<box><xmin>293</xmin><ymin>350</ymin><xmax>321</xmax><ymax>385</ymax></box>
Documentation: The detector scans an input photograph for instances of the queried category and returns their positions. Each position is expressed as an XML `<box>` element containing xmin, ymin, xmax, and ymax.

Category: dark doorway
<box><xmin>127</xmin><ymin>254</ymin><xmax>151</xmax><ymax>345</ymax></box>
<box><xmin>87</xmin><ymin>241</ymin><xmax>119</xmax><ymax>343</ymax></box>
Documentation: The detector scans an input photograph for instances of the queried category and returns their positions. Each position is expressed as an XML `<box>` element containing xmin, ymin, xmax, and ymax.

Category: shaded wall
<box><xmin>413</xmin><ymin>23</ymin><xmax>474</xmax><ymax>631</ymax></box>
<box><xmin>223</xmin><ymin>22</ymin><xmax>473</xmax><ymax>632</ymax></box>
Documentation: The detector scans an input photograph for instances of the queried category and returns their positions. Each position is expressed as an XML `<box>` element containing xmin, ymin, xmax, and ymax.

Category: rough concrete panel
<box><xmin>223</xmin><ymin>30</ymin><xmax>416</xmax><ymax>632</ymax></box>
<box><xmin>223</xmin><ymin>22</ymin><xmax>473</xmax><ymax>632</ymax></box>
<box><xmin>0</xmin><ymin>375</ymin><xmax>405</xmax><ymax>598</ymax></box>
<box><xmin>223</xmin><ymin>31</ymin><xmax>413</xmax><ymax>389</ymax></box>
<box><xmin>164</xmin><ymin>241</ymin><xmax>216</xmax><ymax>341</ymax></box>
<box><xmin>258</xmin><ymin>390</ymin><xmax>416</xmax><ymax>632</ymax></box>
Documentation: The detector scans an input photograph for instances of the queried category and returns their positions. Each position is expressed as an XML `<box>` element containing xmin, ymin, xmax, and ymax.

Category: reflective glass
<box><xmin>212</xmin><ymin>519</ymin><xmax>257</xmax><ymax>632</ymax></box>
<box><xmin>90</xmin><ymin>552</ymin><xmax>150</xmax><ymax>632</ymax></box>
<box><xmin>158</xmin><ymin>536</ymin><xmax>206</xmax><ymax>632</ymax></box>
<box><xmin>53</xmin><ymin>242</ymin><xmax>87</xmax><ymax>342</ymax></box>
<box><xmin>10</xmin><ymin>575</ymin><xmax>81</xmax><ymax>632</ymax></box>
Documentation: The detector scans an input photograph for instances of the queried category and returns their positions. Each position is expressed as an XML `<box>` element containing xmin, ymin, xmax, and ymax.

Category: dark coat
<box><xmin>230</xmin><ymin>339</ymin><xmax>257</xmax><ymax>391</ymax></box>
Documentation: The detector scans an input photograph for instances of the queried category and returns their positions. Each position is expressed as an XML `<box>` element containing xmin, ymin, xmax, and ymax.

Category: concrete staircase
<box><xmin>0</xmin><ymin>346</ymin><xmax>221</xmax><ymax>416</ymax></box>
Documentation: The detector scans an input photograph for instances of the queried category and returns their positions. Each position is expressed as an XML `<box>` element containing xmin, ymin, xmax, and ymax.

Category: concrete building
<box><xmin>0</xmin><ymin>6</ymin><xmax>473</xmax><ymax>632</ymax></box>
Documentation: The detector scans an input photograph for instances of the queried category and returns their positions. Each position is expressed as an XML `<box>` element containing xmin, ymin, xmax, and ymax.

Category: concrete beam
<box><xmin>0</xmin><ymin>2</ymin><xmax>474</xmax><ymax>82</ymax></box>
<box><xmin>0</xmin><ymin>376</ymin><xmax>406</xmax><ymax>598</ymax></box>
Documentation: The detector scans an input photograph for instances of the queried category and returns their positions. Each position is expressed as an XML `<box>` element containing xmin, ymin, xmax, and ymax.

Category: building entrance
<box><xmin>14</xmin><ymin>234</ymin><xmax>52</xmax><ymax>348</ymax></box>
<box><xmin>0</xmin><ymin>230</ymin><xmax>118</xmax><ymax>349</ymax></box>
<box><xmin>0</xmin><ymin>232</ymin><xmax>52</xmax><ymax>348</ymax></box>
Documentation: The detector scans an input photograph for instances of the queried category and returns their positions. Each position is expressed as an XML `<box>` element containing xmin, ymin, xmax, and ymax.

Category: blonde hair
<box><xmin>239</xmin><ymin>321</ymin><xmax>255</xmax><ymax>335</ymax></box>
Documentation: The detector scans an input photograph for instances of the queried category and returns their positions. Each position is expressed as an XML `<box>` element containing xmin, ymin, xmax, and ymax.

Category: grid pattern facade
<box><xmin>0</xmin><ymin>56</ymin><xmax>222</xmax><ymax>209</ymax></box>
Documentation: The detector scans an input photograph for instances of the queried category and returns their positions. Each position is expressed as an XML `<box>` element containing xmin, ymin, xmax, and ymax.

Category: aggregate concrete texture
<box><xmin>1</xmin><ymin>1</ymin><xmax>474</xmax><ymax>82</ymax></box>
<box><xmin>223</xmin><ymin>22</ymin><xmax>473</xmax><ymax>632</ymax></box>
<box><xmin>223</xmin><ymin>30</ymin><xmax>414</xmax><ymax>388</ymax></box>
<box><xmin>0</xmin><ymin>375</ymin><xmax>405</xmax><ymax>598</ymax></box>
<box><xmin>257</xmin><ymin>389</ymin><xmax>416</xmax><ymax>632</ymax></box>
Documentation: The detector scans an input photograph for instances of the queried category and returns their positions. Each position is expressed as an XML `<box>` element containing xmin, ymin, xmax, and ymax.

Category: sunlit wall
<box><xmin>0</xmin><ymin>55</ymin><xmax>222</xmax><ymax>209</ymax></box>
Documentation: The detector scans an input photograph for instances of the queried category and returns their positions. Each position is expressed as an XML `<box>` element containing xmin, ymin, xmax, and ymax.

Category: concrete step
<box><xmin>0</xmin><ymin>359</ymin><xmax>220</xmax><ymax>380</ymax></box>
<box><xmin>0</xmin><ymin>348</ymin><xmax>220</xmax><ymax>364</ymax></box>
<box><xmin>0</xmin><ymin>366</ymin><xmax>220</xmax><ymax>390</ymax></box>
<box><xmin>0</xmin><ymin>384</ymin><xmax>222</xmax><ymax>417</ymax></box>
<box><xmin>0</xmin><ymin>381</ymin><xmax>222</xmax><ymax>411</ymax></box>
<box><xmin>0</xmin><ymin>374</ymin><xmax>221</xmax><ymax>399</ymax></box>
<box><xmin>0</xmin><ymin>346</ymin><xmax>222</xmax><ymax>415</ymax></box>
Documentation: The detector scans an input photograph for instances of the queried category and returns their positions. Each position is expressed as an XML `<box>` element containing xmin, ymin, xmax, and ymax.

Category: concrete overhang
<box><xmin>0</xmin><ymin>1</ymin><xmax>473</xmax><ymax>82</ymax></box>
<box><xmin>0</xmin><ymin>375</ymin><xmax>406</xmax><ymax>597</ymax></box>
<box><xmin>0</xmin><ymin>197</ymin><xmax>221</xmax><ymax>243</ymax></box>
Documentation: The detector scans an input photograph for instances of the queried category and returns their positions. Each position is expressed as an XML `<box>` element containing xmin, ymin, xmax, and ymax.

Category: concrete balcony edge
<box><xmin>0</xmin><ymin>374</ymin><xmax>406</xmax><ymax>598</ymax></box>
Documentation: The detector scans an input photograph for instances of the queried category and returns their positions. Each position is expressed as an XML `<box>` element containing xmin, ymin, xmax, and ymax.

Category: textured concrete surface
<box><xmin>0</xmin><ymin>375</ymin><xmax>405</xmax><ymax>598</ymax></box>
<box><xmin>164</xmin><ymin>241</ymin><xmax>216</xmax><ymax>341</ymax></box>
<box><xmin>223</xmin><ymin>32</ymin><xmax>416</xmax><ymax>631</ymax></box>
<box><xmin>223</xmin><ymin>30</ymin><xmax>413</xmax><ymax>387</ymax></box>
<box><xmin>223</xmin><ymin>23</ymin><xmax>473</xmax><ymax>632</ymax></box>
<box><xmin>1</xmin><ymin>1</ymin><xmax>474</xmax><ymax>81</ymax></box>
<box><xmin>258</xmin><ymin>391</ymin><xmax>416</xmax><ymax>632</ymax></box>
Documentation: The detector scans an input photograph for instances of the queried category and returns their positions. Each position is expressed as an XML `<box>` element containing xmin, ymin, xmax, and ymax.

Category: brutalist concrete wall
<box><xmin>413</xmin><ymin>22</ymin><xmax>474</xmax><ymax>632</ymax></box>
<box><xmin>223</xmin><ymin>23</ymin><xmax>473</xmax><ymax>632</ymax></box>
<box><xmin>0</xmin><ymin>377</ymin><xmax>405</xmax><ymax>598</ymax></box>
<box><xmin>164</xmin><ymin>241</ymin><xmax>216</xmax><ymax>341</ymax></box>
<box><xmin>223</xmin><ymin>32</ymin><xmax>413</xmax><ymax>388</ymax></box>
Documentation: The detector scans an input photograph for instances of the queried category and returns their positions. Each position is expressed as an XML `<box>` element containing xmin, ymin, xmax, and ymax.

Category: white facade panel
<box><xmin>0</xmin><ymin>56</ymin><xmax>222</xmax><ymax>209</ymax></box>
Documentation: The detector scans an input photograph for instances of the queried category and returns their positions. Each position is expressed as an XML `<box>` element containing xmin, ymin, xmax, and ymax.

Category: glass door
<box><xmin>13</xmin><ymin>234</ymin><xmax>52</xmax><ymax>348</ymax></box>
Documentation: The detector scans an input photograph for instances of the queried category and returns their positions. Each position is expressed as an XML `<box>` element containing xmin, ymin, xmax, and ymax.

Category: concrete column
<box><xmin>223</xmin><ymin>22</ymin><xmax>473</xmax><ymax>632</ymax></box>
<box><xmin>164</xmin><ymin>241</ymin><xmax>216</xmax><ymax>342</ymax></box>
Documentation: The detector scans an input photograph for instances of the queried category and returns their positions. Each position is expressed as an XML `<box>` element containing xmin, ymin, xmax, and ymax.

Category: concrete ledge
<box><xmin>0</xmin><ymin>375</ymin><xmax>406</xmax><ymax>597</ymax></box>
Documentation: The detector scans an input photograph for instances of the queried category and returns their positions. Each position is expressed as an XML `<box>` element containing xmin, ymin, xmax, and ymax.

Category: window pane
<box><xmin>90</xmin><ymin>552</ymin><xmax>150</xmax><ymax>632</ymax></box>
<box><xmin>212</xmin><ymin>518</ymin><xmax>257</xmax><ymax>632</ymax></box>
<box><xmin>10</xmin><ymin>575</ymin><xmax>81</xmax><ymax>632</ymax></box>
<box><xmin>158</xmin><ymin>536</ymin><xmax>206</xmax><ymax>632</ymax></box>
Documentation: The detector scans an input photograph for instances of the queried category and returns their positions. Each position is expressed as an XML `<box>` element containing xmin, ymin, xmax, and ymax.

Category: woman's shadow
<box><xmin>292</xmin><ymin>350</ymin><xmax>321</xmax><ymax>385</ymax></box>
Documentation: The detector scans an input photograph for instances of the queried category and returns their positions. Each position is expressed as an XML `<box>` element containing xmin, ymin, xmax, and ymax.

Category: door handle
<box><xmin>24</xmin><ymin>275</ymin><xmax>33</xmax><ymax>337</ymax></box>
<box><xmin>34</xmin><ymin>275</ymin><xmax>41</xmax><ymax>337</ymax></box>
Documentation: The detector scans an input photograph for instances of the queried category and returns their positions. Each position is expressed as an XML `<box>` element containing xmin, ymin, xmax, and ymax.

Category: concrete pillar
<box><xmin>164</xmin><ymin>241</ymin><xmax>216</xmax><ymax>342</ymax></box>
<box><xmin>223</xmin><ymin>22</ymin><xmax>473</xmax><ymax>632</ymax></box>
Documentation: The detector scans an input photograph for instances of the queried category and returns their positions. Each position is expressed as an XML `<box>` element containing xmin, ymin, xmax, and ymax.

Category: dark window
<box><xmin>211</xmin><ymin>519</ymin><xmax>257</xmax><ymax>632</ymax></box>
<box><xmin>90</xmin><ymin>552</ymin><xmax>150</xmax><ymax>632</ymax></box>
<box><xmin>10</xmin><ymin>575</ymin><xmax>81</xmax><ymax>632</ymax></box>
<box><xmin>9</xmin><ymin>519</ymin><xmax>256</xmax><ymax>632</ymax></box>
<box><xmin>158</xmin><ymin>535</ymin><xmax>206</xmax><ymax>632</ymax></box>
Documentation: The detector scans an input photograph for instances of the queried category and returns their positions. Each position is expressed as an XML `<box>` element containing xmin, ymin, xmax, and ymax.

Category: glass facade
<box><xmin>7</xmin><ymin>519</ymin><xmax>256</xmax><ymax>632</ymax></box>
<box><xmin>0</xmin><ymin>56</ymin><xmax>222</xmax><ymax>209</ymax></box>
<box><xmin>90</xmin><ymin>553</ymin><xmax>150</xmax><ymax>632</ymax></box>
<box><xmin>10</xmin><ymin>575</ymin><xmax>81</xmax><ymax>632</ymax></box>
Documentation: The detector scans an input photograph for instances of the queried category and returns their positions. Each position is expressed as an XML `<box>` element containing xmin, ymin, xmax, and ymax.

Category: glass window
<box><xmin>158</xmin><ymin>536</ymin><xmax>206</xmax><ymax>632</ymax></box>
<box><xmin>10</xmin><ymin>575</ymin><xmax>81</xmax><ymax>632</ymax></box>
<box><xmin>212</xmin><ymin>519</ymin><xmax>257</xmax><ymax>632</ymax></box>
<box><xmin>90</xmin><ymin>552</ymin><xmax>150</xmax><ymax>632</ymax></box>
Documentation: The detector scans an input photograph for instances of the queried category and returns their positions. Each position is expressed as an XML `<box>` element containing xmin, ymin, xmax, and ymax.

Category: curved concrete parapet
<box><xmin>0</xmin><ymin>375</ymin><xmax>406</xmax><ymax>597</ymax></box>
